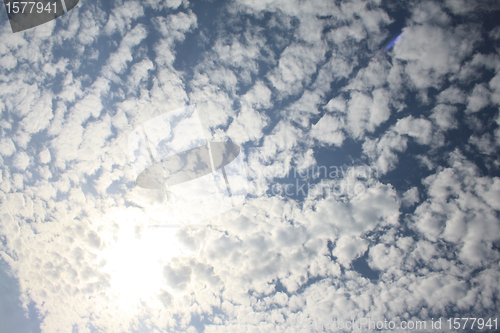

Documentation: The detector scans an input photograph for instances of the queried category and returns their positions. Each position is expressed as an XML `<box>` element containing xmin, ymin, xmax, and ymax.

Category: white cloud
<box><xmin>444</xmin><ymin>0</ymin><xmax>477</xmax><ymax>14</ymax></box>
<box><xmin>410</xmin><ymin>151</ymin><xmax>500</xmax><ymax>266</ymax></box>
<box><xmin>226</xmin><ymin>104</ymin><xmax>268</xmax><ymax>144</ymax></box>
<box><xmin>488</xmin><ymin>72</ymin><xmax>500</xmax><ymax>106</ymax></box>
<box><xmin>0</xmin><ymin>138</ymin><xmax>16</xmax><ymax>156</ymax></box>
<box><xmin>210</xmin><ymin>27</ymin><xmax>268</xmax><ymax>86</ymax></box>
<box><xmin>363</xmin><ymin>131</ymin><xmax>408</xmax><ymax>175</ymax></box>
<box><xmin>242</xmin><ymin>81</ymin><xmax>272</xmax><ymax>109</ymax></box>
<box><xmin>77</xmin><ymin>9</ymin><xmax>102</xmax><ymax>45</ymax></box>
<box><xmin>104</xmin><ymin>24</ymin><xmax>148</xmax><ymax>77</ymax></box>
<box><xmin>369</xmin><ymin>243</ymin><xmax>403</xmax><ymax>271</ymax></box>
<box><xmin>103</xmin><ymin>1</ymin><xmax>145</xmax><ymax>36</ymax></box>
<box><xmin>0</xmin><ymin>53</ymin><xmax>17</xmax><ymax>70</ymax></box>
<box><xmin>38</xmin><ymin>149</ymin><xmax>51</xmax><ymax>164</ymax></box>
<box><xmin>466</xmin><ymin>83</ymin><xmax>490</xmax><ymax>113</ymax></box>
<box><xmin>402</xmin><ymin>187</ymin><xmax>419</xmax><ymax>207</ymax></box>
<box><xmin>286</xmin><ymin>90</ymin><xmax>323</xmax><ymax>128</ymax></box>
<box><xmin>344</xmin><ymin>59</ymin><xmax>389</xmax><ymax>92</ymax></box>
<box><xmin>437</xmin><ymin>86</ymin><xmax>467</xmax><ymax>105</ymax></box>
<box><xmin>144</xmin><ymin>0</ymin><xmax>184</xmax><ymax>10</ymax></box>
<box><xmin>128</xmin><ymin>59</ymin><xmax>154</xmax><ymax>89</ymax></box>
<box><xmin>346</xmin><ymin>89</ymin><xmax>391</xmax><ymax>138</ymax></box>
<box><xmin>393</xmin><ymin>116</ymin><xmax>433</xmax><ymax>145</ymax></box>
<box><xmin>13</xmin><ymin>151</ymin><xmax>30</xmax><ymax>171</ymax></box>
<box><xmin>153</xmin><ymin>10</ymin><xmax>197</xmax><ymax>48</ymax></box>
<box><xmin>469</xmin><ymin>133</ymin><xmax>497</xmax><ymax>155</ymax></box>
<box><xmin>20</xmin><ymin>93</ymin><xmax>54</xmax><ymax>134</ymax></box>
<box><xmin>332</xmin><ymin>236</ymin><xmax>369</xmax><ymax>268</ymax></box>
<box><xmin>430</xmin><ymin>104</ymin><xmax>458</xmax><ymax>130</ymax></box>
<box><xmin>1</xmin><ymin>0</ymin><xmax>499</xmax><ymax>332</ymax></box>
<box><xmin>412</xmin><ymin>1</ymin><xmax>451</xmax><ymax>26</ymax></box>
<box><xmin>325</xmin><ymin>96</ymin><xmax>346</xmax><ymax>113</ymax></box>
<box><xmin>310</xmin><ymin>114</ymin><xmax>345</xmax><ymax>146</ymax></box>
<box><xmin>268</xmin><ymin>43</ymin><xmax>327</xmax><ymax>97</ymax></box>
<box><xmin>394</xmin><ymin>23</ymin><xmax>479</xmax><ymax>90</ymax></box>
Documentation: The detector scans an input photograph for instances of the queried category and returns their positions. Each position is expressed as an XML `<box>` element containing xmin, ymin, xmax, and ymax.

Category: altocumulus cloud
<box><xmin>0</xmin><ymin>0</ymin><xmax>500</xmax><ymax>332</ymax></box>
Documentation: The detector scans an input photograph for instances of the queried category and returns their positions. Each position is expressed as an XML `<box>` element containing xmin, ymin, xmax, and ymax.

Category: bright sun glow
<box><xmin>99</xmin><ymin>209</ymin><xmax>183</xmax><ymax>309</ymax></box>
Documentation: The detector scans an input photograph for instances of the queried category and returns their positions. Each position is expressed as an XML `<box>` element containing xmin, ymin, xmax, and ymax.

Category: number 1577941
<box><xmin>5</xmin><ymin>1</ymin><xmax>56</xmax><ymax>14</ymax></box>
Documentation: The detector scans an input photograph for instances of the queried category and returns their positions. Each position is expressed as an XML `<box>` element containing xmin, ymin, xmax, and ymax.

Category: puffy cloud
<box><xmin>268</xmin><ymin>43</ymin><xmax>327</xmax><ymax>97</ymax></box>
<box><xmin>466</xmin><ymin>83</ymin><xmax>491</xmax><ymax>113</ymax></box>
<box><xmin>226</xmin><ymin>105</ymin><xmax>269</xmax><ymax>144</ymax></box>
<box><xmin>488</xmin><ymin>72</ymin><xmax>500</xmax><ymax>106</ymax></box>
<box><xmin>402</xmin><ymin>187</ymin><xmax>419</xmax><ymax>207</ymax></box>
<box><xmin>393</xmin><ymin>116</ymin><xmax>434</xmax><ymax>145</ymax></box>
<box><xmin>469</xmin><ymin>133</ymin><xmax>497</xmax><ymax>156</ymax></box>
<box><xmin>346</xmin><ymin>89</ymin><xmax>391</xmax><ymax>138</ymax></box>
<box><xmin>242</xmin><ymin>81</ymin><xmax>272</xmax><ymax>109</ymax></box>
<box><xmin>363</xmin><ymin>131</ymin><xmax>408</xmax><ymax>175</ymax></box>
<box><xmin>410</xmin><ymin>151</ymin><xmax>500</xmax><ymax>266</ymax></box>
<box><xmin>19</xmin><ymin>93</ymin><xmax>53</xmax><ymax>134</ymax></box>
<box><xmin>437</xmin><ymin>86</ymin><xmax>467</xmax><ymax>105</ymax></box>
<box><xmin>103</xmin><ymin>1</ymin><xmax>145</xmax><ymax>36</ymax></box>
<box><xmin>13</xmin><ymin>151</ymin><xmax>30</xmax><ymax>170</ymax></box>
<box><xmin>1</xmin><ymin>0</ymin><xmax>500</xmax><ymax>332</ymax></box>
<box><xmin>103</xmin><ymin>24</ymin><xmax>148</xmax><ymax>78</ymax></box>
<box><xmin>0</xmin><ymin>138</ymin><xmax>16</xmax><ymax>157</ymax></box>
<box><xmin>430</xmin><ymin>104</ymin><xmax>458</xmax><ymax>131</ymax></box>
<box><xmin>286</xmin><ymin>90</ymin><xmax>323</xmax><ymax>128</ymax></box>
<box><xmin>310</xmin><ymin>114</ymin><xmax>345</xmax><ymax>146</ymax></box>
<box><xmin>394</xmin><ymin>23</ymin><xmax>479</xmax><ymax>90</ymax></box>
<box><xmin>369</xmin><ymin>243</ymin><xmax>403</xmax><ymax>271</ymax></box>
<box><xmin>333</xmin><ymin>236</ymin><xmax>369</xmax><ymax>268</ymax></box>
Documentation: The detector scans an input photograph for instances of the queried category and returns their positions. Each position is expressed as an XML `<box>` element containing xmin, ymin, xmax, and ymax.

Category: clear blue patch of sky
<box><xmin>0</xmin><ymin>259</ymin><xmax>42</xmax><ymax>333</ymax></box>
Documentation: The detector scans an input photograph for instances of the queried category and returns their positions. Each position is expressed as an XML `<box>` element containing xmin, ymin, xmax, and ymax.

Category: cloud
<box><xmin>363</xmin><ymin>131</ymin><xmax>408</xmax><ymax>175</ymax></box>
<box><xmin>286</xmin><ymin>90</ymin><xmax>323</xmax><ymax>128</ymax></box>
<box><xmin>103</xmin><ymin>1</ymin><xmax>145</xmax><ymax>36</ymax></box>
<box><xmin>103</xmin><ymin>24</ymin><xmax>148</xmax><ymax>78</ymax></box>
<box><xmin>393</xmin><ymin>116</ymin><xmax>434</xmax><ymax>145</ymax></box>
<box><xmin>13</xmin><ymin>151</ymin><xmax>30</xmax><ymax>171</ymax></box>
<box><xmin>430</xmin><ymin>104</ymin><xmax>458</xmax><ymax>130</ymax></box>
<box><xmin>368</xmin><ymin>243</ymin><xmax>403</xmax><ymax>271</ymax></box>
<box><xmin>1</xmin><ymin>0</ymin><xmax>500</xmax><ymax>332</ymax></box>
<box><xmin>345</xmin><ymin>89</ymin><xmax>391</xmax><ymax>138</ymax></box>
<box><xmin>19</xmin><ymin>92</ymin><xmax>54</xmax><ymax>134</ymax></box>
<box><xmin>268</xmin><ymin>43</ymin><xmax>327</xmax><ymax>97</ymax></box>
<box><xmin>469</xmin><ymin>133</ymin><xmax>497</xmax><ymax>155</ymax></box>
<box><xmin>333</xmin><ymin>236</ymin><xmax>369</xmax><ymax>268</ymax></box>
<box><xmin>402</xmin><ymin>187</ymin><xmax>419</xmax><ymax>207</ymax></box>
<box><xmin>410</xmin><ymin>150</ymin><xmax>500</xmax><ymax>266</ymax></box>
<box><xmin>226</xmin><ymin>104</ymin><xmax>269</xmax><ymax>144</ymax></box>
<box><xmin>163</xmin><ymin>261</ymin><xmax>192</xmax><ymax>290</ymax></box>
<box><xmin>437</xmin><ymin>86</ymin><xmax>467</xmax><ymax>105</ymax></box>
<box><xmin>310</xmin><ymin>114</ymin><xmax>345</xmax><ymax>146</ymax></box>
<box><xmin>0</xmin><ymin>138</ymin><xmax>16</xmax><ymax>157</ymax></box>
<box><xmin>394</xmin><ymin>22</ymin><xmax>480</xmax><ymax>91</ymax></box>
<box><xmin>466</xmin><ymin>83</ymin><xmax>491</xmax><ymax>113</ymax></box>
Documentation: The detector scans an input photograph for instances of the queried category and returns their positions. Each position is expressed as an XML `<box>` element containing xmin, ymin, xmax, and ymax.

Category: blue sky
<box><xmin>1</xmin><ymin>0</ymin><xmax>500</xmax><ymax>332</ymax></box>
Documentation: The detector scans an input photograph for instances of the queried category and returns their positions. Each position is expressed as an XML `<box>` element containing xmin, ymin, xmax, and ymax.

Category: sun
<box><xmin>98</xmin><ymin>209</ymin><xmax>183</xmax><ymax>309</ymax></box>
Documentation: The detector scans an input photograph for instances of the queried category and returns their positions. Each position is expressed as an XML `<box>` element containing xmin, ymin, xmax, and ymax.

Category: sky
<box><xmin>1</xmin><ymin>0</ymin><xmax>500</xmax><ymax>332</ymax></box>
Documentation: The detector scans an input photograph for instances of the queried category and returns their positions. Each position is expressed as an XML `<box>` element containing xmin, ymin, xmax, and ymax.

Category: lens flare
<box><xmin>374</xmin><ymin>31</ymin><xmax>404</xmax><ymax>60</ymax></box>
<box><xmin>383</xmin><ymin>32</ymin><xmax>403</xmax><ymax>52</ymax></box>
